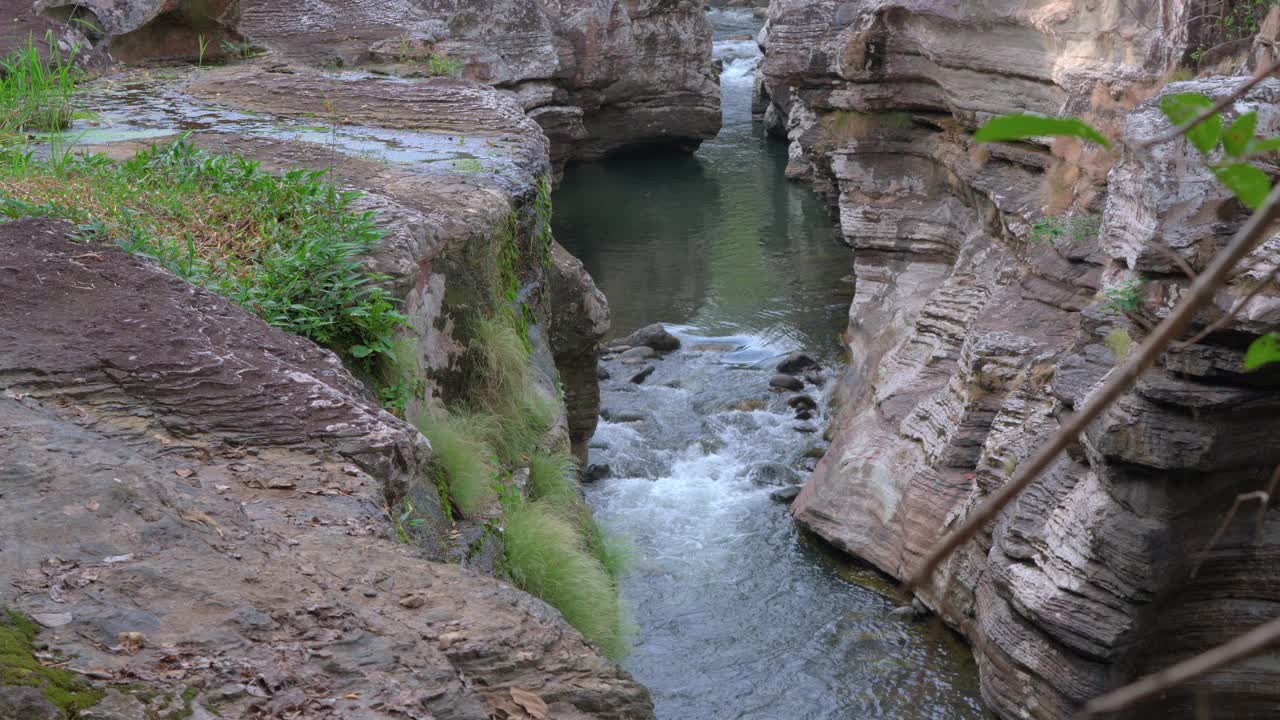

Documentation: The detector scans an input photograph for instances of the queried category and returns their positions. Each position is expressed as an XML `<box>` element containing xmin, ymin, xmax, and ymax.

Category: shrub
<box><xmin>502</xmin><ymin>499</ymin><xmax>627</xmax><ymax>659</ymax></box>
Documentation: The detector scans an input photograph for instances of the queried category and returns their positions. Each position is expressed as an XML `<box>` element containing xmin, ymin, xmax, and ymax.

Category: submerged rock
<box><xmin>618</xmin><ymin>323</ymin><xmax>681</xmax><ymax>352</ymax></box>
<box><xmin>776</xmin><ymin>352</ymin><xmax>816</xmax><ymax>374</ymax></box>
<box><xmin>584</xmin><ymin>464</ymin><xmax>612</xmax><ymax>484</ymax></box>
<box><xmin>788</xmin><ymin>395</ymin><xmax>818</xmax><ymax>412</ymax></box>
<box><xmin>620</xmin><ymin>346</ymin><xmax>657</xmax><ymax>360</ymax></box>
<box><xmin>628</xmin><ymin>365</ymin><xmax>656</xmax><ymax>384</ymax></box>
<box><xmin>770</xmin><ymin>486</ymin><xmax>801</xmax><ymax>504</ymax></box>
<box><xmin>769</xmin><ymin>373</ymin><xmax>804</xmax><ymax>391</ymax></box>
<box><xmin>746</xmin><ymin>463</ymin><xmax>800</xmax><ymax>487</ymax></box>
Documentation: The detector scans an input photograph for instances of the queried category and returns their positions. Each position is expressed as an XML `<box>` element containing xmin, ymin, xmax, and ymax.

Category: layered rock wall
<box><xmin>235</xmin><ymin>0</ymin><xmax>721</xmax><ymax>168</ymax></box>
<box><xmin>762</xmin><ymin>1</ymin><xmax>1280</xmax><ymax>716</ymax></box>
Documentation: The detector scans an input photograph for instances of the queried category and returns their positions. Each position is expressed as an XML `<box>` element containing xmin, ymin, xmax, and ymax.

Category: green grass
<box><xmin>1</xmin><ymin>608</ymin><xmax>104</xmax><ymax>715</ymax></box>
<box><xmin>414</xmin><ymin>409</ymin><xmax>499</xmax><ymax>516</ymax></box>
<box><xmin>502</xmin><ymin>499</ymin><xmax>628</xmax><ymax>659</ymax></box>
<box><xmin>0</xmin><ymin>138</ymin><xmax>406</xmax><ymax>369</ymax></box>
<box><xmin>470</xmin><ymin>314</ymin><xmax>558</xmax><ymax>465</ymax></box>
<box><xmin>0</xmin><ymin>36</ymin><xmax>80</xmax><ymax>136</ymax></box>
<box><xmin>527</xmin><ymin>450</ymin><xmax>629</xmax><ymax>580</ymax></box>
<box><xmin>426</xmin><ymin>53</ymin><xmax>464</xmax><ymax>78</ymax></box>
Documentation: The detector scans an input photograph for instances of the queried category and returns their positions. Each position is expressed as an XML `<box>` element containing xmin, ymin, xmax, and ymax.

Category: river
<box><xmin>552</xmin><ymin>8</ymin><xmax>990</xmax><ymax>720</ymax></box>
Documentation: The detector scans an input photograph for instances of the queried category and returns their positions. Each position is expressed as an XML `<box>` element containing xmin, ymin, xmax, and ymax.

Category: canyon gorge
<box><xmin>1</xmin><ymin>0</ymin><xmax>1278</xmax><ymax>718</ymax></box>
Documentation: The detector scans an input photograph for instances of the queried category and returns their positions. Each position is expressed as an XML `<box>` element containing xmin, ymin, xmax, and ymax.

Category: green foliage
<box><xmin>1156</xmin><ymin>92</ymin><xmax>1276</xmax><ymax>210</ymax></box>
<box><xmin>502</xmin><ymin>499</ymin><xmax>628</xmax><ymax>659</ymax></box>
<box><xmin>1104</xmin><ymin>328</ymin><xmax>1133</xmax><ymax>361</ymax></box>
<box><xmin>1</xmin><ymin>608</ymin><xmax>104</xmax><ymax>714</ymax></box>
<box><xmin>427</xmin><ymin>53</ymin><xmax>464</xmax><ymax>78</ymax></box>
<box><xmin>220</xmin><ymin>39</ymin><xmax>261</xmax><ymax>59</ymax></box>
<box><xmin>1030</xmin><ymin>214</ymin><xmax>1101</xmax><ymax>244</ymax></box>
<box><xmin>415</xmin><ymin>410</ymin><xmax>499</xmax><ymax>516</ymax></box>
<box><xmin>391</xmin><ymin>497</ymin><xmax>427</xmax><ymax>544</ymax></box>
<box><xmin>0</xmin><ymin>35</ymin><xmax>80</xmax><ymax>136</ymax></box>
<box><xmin>535</xmin><ymin>174</ymin><xmax>554</xmax><ymax>270</ymax></box>
<box><xmin>973</xmin><ymin>114</ymin><xmax>1111</xmax><ymax>148</ymax></box>
<box><xmin>0</xmin><ymin>138</ymin><xmax>407</xmax><ymax>369</ymax></box>
<box><xmin>1244</xmin><ymin>332</ymin><xmax>1280</xmax><ymax>370</ymax></box>
<box><xmin>197</xmin><ymin>34</ymin><xmax>209</xmax><ymax>67</ymax></box>
<box><xmin>1160</xmin><ymin>93</ymin><xmax>1221</xmax><ymax>154</ymax></box>
<box><xmin>1102</xmin><ymin>278</ymin><xmax>1145</xmax><ymax>315</ymax></box>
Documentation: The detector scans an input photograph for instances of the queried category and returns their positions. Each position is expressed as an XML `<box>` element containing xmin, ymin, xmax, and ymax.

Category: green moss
<box><xmin>1</xmin><ymin>608</ymin><xmax>104</xmax><ymax>716</ymax></box>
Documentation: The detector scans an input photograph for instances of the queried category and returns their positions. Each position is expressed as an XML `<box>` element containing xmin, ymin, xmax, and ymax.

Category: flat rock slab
<box><xmin>0</xmin><ymin>219</ymin><xmax>652</xmax><ymax>719</ymax></box>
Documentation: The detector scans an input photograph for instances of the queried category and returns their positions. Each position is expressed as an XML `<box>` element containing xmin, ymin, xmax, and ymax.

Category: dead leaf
<box><xmin>267</xmin><ymin>478</ymin><xmax>297</xmax><ymax>489</ymax></box>
<box><xmin>179</xmin><ymin>509</ymin><xmax>224</xmax><ymax>537</ymax></box>
<box><xmin>102</xmin><ymin>554</ymin><xmax>134</xmax><ymax>564</ymax></box>
<box><xmin>175</xmin><ymin>468</ymin><xmax>194</xmax><ymax>479</ymax></box>
<box><xmin>398</xmin><ymin>593</ymin><xmax>426</xmax><ymax>609</ymax></box>
<box><xmin>343</xmin><ymin>692</ymin><xmax>361</xmax><ymax>700</ymax></box>
<box><xmin>84</xmin><ymin>500</ymin><xmax>100</xmax><ymax>512</ymax></box>
<box><xmin>510</xmin><ymin>688</ymin><xmax>548</xmax><ymax>719</ymax></box>
<box><xmin>117</xmin><ymin>632</ymin><xmax>146</xmax><ymax>655</ymax></box>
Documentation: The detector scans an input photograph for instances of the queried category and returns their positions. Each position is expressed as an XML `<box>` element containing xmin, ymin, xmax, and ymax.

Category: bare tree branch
<box><xmin>904</xmin><ymin>182</ymin><xmax>1280</xmax><ymax>594</ymax></box>
<box><xmin>1079</xmin><ymin>615</ymin><xmax>1280</xmax><ymax>717</ymax></box>
<box><xmin>1139</xmin><ymin>63</ymin><xmax>1280</xmax><ymax>149</ymax></box>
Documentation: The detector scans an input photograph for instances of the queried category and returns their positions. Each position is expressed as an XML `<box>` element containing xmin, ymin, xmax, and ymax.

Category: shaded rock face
<box><xmin>763</xmin><ymin>1</ymin><xmax>1280</xmax><ymax>717</ymax></box>
<box><xmin>549</xmin><ymin>241</ymin><xmax>611</xmax><ymax>463</ymax></box>
<box><xmin>0</xmin><ymin>219</ymin><xmax>653</xmax><ymax>719</ymax></box>
<box><xmin>33</xmin><ymin>0</ymin><xmax>241</xmax><ymax>62</ymax></box>
<box><xmin>236</xmin><ymin>0</ymin><xmax>721</xmax><ymax>168</ymax></box>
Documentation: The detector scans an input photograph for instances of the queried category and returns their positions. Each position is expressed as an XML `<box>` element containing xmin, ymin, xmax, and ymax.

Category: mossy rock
<box><xmin>0</xmin><ymin>609</ymin><xmax>103</xmax><ymax>718</ymax></box>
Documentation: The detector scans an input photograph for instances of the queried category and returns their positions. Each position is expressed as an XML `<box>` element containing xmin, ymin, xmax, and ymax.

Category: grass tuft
<box><xmin>0</xmin><ymin>138</ymin><xmax>406</xmax><ymax>368</ymax></box>
<box><xmin>502</xmin><ymin>499</ymin><xmax>628</xmax><ymax>659</ymax></box>
<box><xmin>527</xmin><ymin>450</ymin><xmax>629</xmax><ymax>581</ymax></box>
<box><xmin>0</xmin><ymin>35</ymin><xmax>80</xmax><ymax>136</ymax></box>
<box><xmin>414</xmin><ymin>410</ymin><xmax>499</xmax><ymax>517</ymax></box>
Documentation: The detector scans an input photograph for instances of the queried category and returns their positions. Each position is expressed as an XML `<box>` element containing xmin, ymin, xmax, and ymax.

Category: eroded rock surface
<box><xmin>236</xmin><ymin>0</ymin><xmax>721</xmax><ymax>167</ymax></box>
<box><xmin>0</xmin><ymin>218</ymin><xmax>652</xmax><ymax>719</ymax></box>
<box><xmin>763</xmin><ymin>0</ymin><xmax>1280</xmax><ymax>716</ymax></box>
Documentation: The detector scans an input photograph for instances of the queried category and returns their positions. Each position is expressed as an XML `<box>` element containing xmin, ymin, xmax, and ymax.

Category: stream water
<box><xmin>552</xmin><ymin>9</ymin><xmax>989</xmax><ymax>719</ymax></box>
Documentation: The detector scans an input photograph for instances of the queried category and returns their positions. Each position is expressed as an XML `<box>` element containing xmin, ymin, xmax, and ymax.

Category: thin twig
<box><xmin>1150</xmin><ymin>239</ymin><xmax>1200</xmax><ymax>281</ymax></box>
<box><xmin>905</xmin><ymin>182</ymin><xmax>1280</xmax><ymax>593</ymax></box>
<box><xmin>1139</xmin><ymin>63</ymin><xmax>1280</xmax><ymax>149</ymax></box>
<box><xmin>1174</xmin><ymin>268</ymin><xmax>1279</xmax><ymax>349</ymax></box>
<box><xmin>1190</xmin><ymin>489</ymin><xmax>1270</xmax><ymax>578</ymax></box>
<box><xmin>1079</xmin><ymin>615</ymin><xmax>1280</xmax><ymax>717</ymax></box>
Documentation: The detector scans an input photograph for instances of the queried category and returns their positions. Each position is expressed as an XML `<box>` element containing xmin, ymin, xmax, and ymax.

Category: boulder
<box><xmin>618</xmin><ymin>323</ymin><xmax>681</xmax><ymax>352</ymax></box>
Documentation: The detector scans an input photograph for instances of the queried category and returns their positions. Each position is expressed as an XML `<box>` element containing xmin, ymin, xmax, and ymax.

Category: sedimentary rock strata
<box><xmin>763</xmin><ymin>0</ymin><xmax>1280</xmax><ymax>716</ymax></box>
